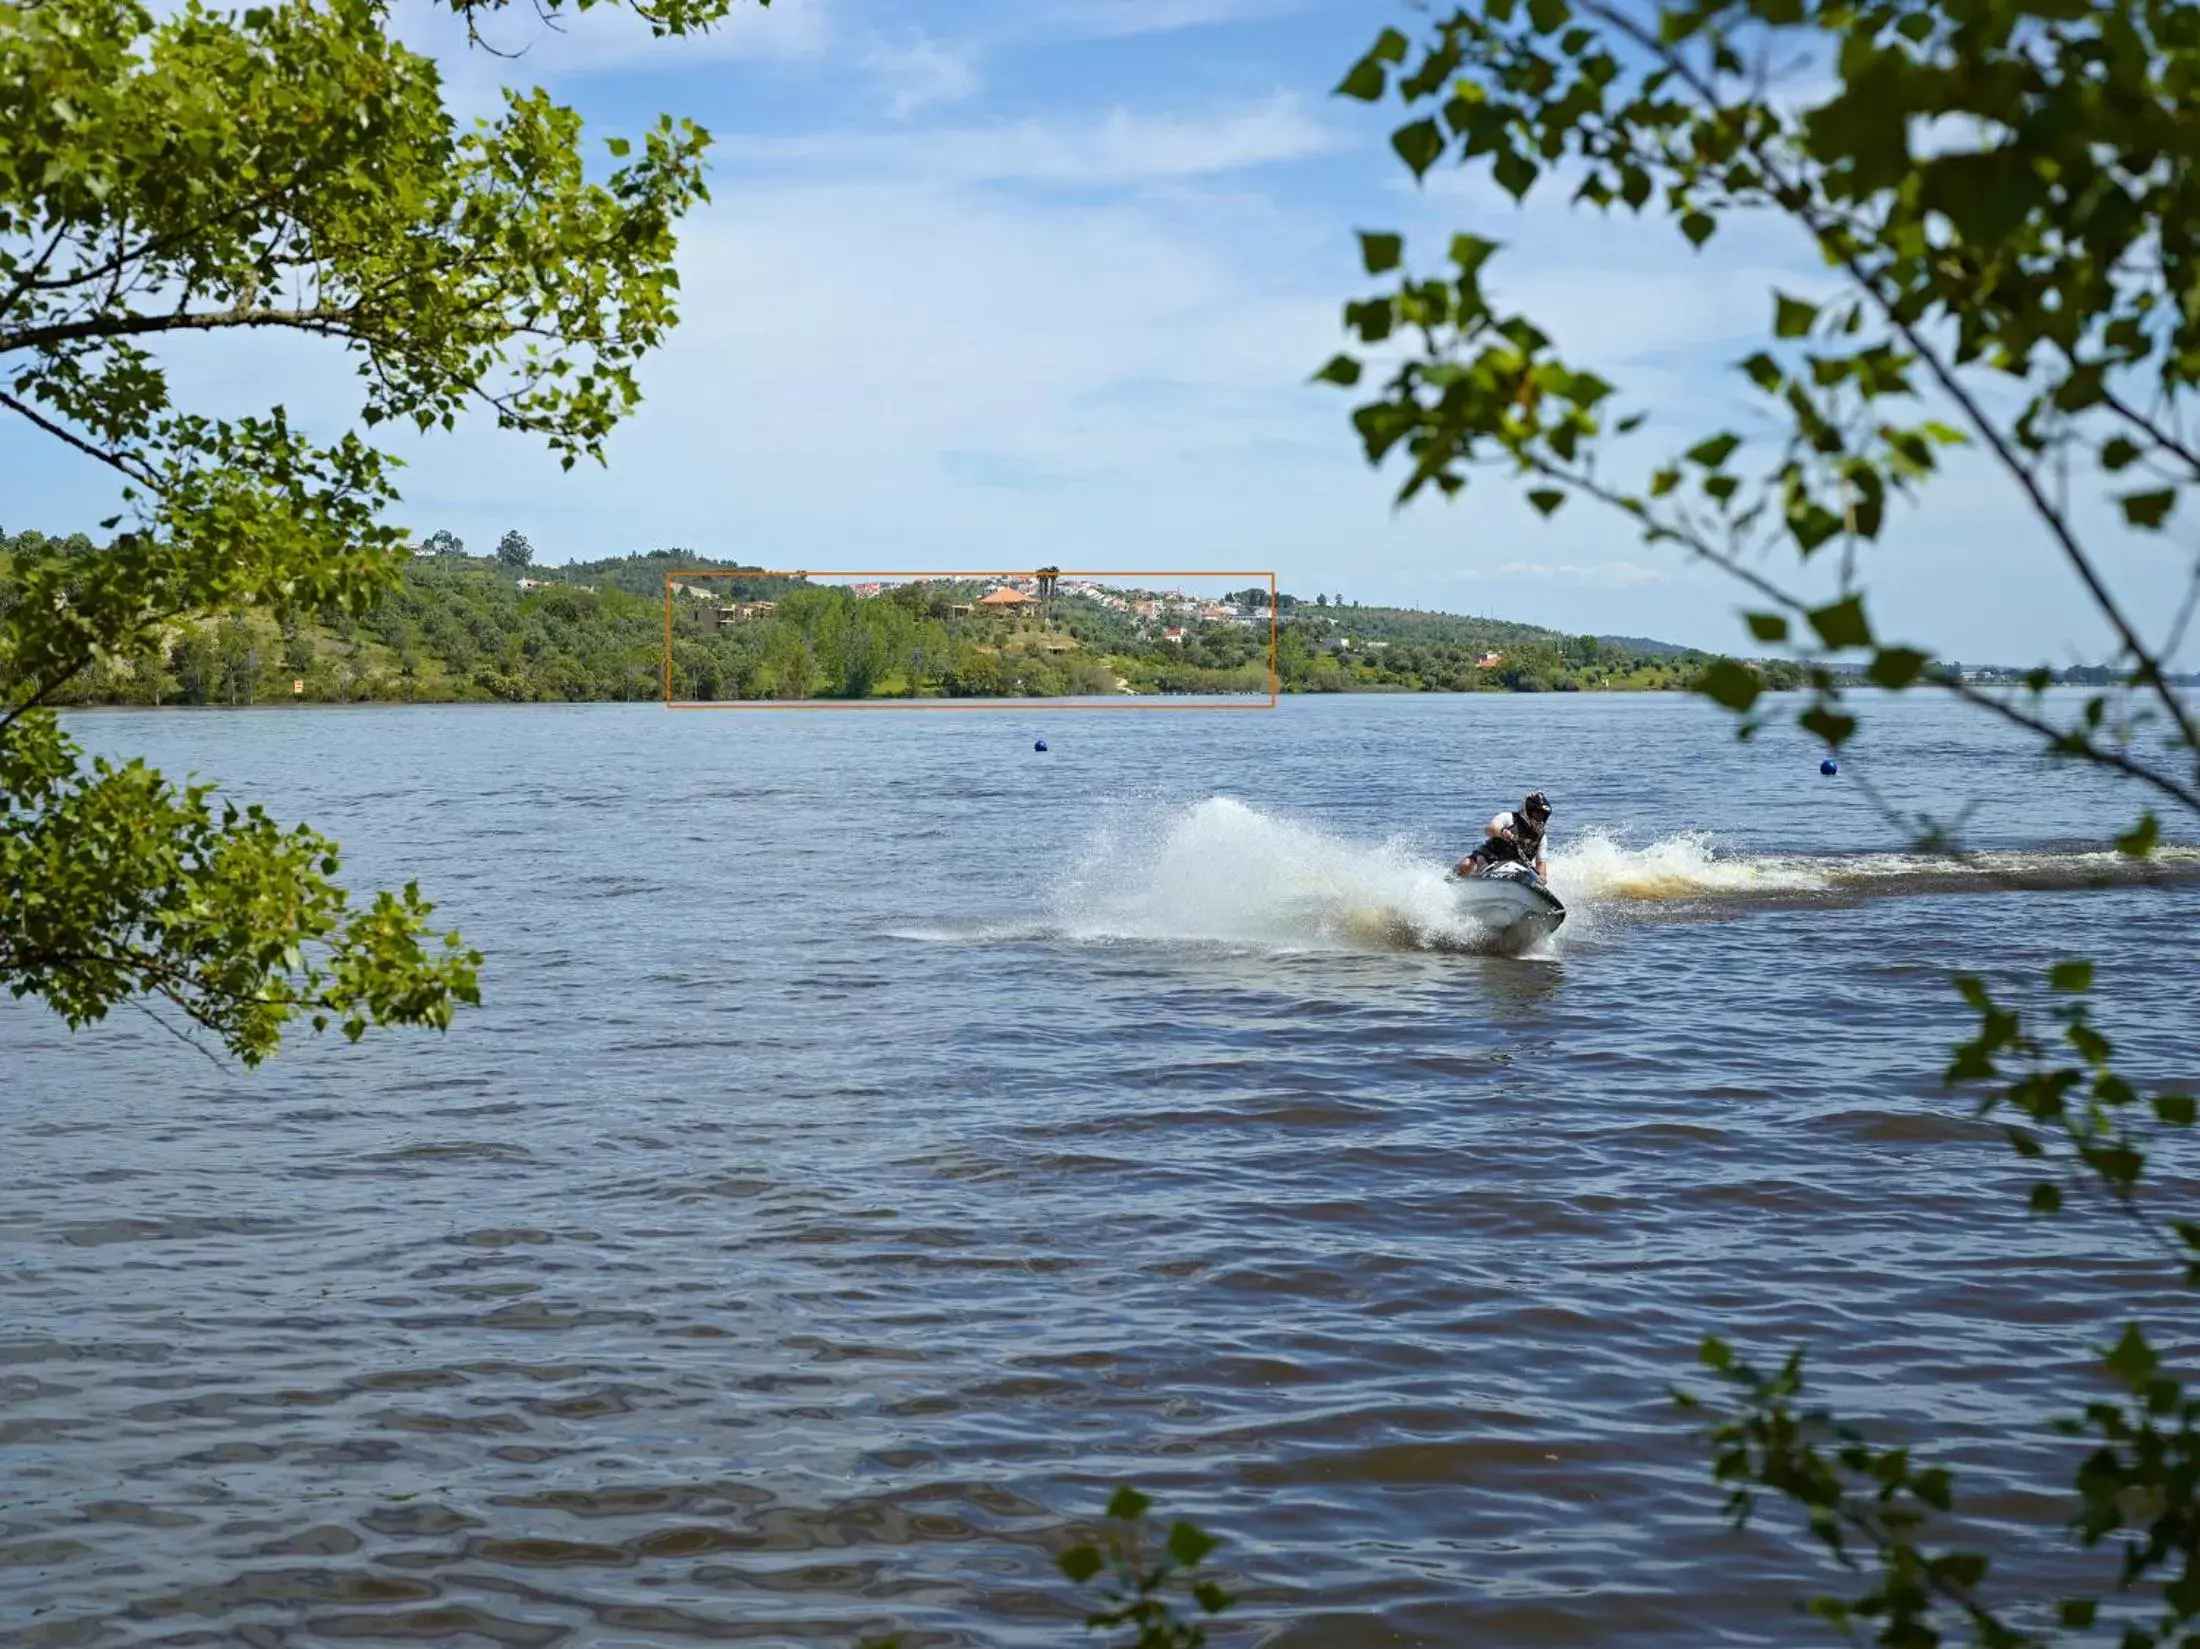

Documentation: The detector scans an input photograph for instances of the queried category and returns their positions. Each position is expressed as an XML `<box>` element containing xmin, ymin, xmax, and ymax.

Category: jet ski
<box><xmin>1446</xmin><ymin>860</ymin><xmax>1567</xmax><ymax>951</ymax></box>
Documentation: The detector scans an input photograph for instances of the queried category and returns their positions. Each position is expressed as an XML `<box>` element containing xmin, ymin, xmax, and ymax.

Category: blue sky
<box><xmin>8</xmin><ymin>0</ymin><xmax>2195</xmax><ymax>663</ymax></box>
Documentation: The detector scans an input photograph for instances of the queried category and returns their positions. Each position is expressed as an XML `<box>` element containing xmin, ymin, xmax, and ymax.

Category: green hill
<box><xmin>3</xmin><ymin>536</ymin><xmax>1798</xmax><ymax>705</ymax></box>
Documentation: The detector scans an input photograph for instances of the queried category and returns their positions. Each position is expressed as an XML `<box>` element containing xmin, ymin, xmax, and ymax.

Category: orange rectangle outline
<box><xmin>661</xmin><ymin>570</ymin><xmax>1279</xmax><ymax>710</ymax></box>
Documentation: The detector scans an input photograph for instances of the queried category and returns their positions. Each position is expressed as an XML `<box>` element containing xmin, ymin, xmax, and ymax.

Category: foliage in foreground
<box><xmin>1314</xmin><ymin>0</ymin><xmax>2200</xmax><ymax>1637</ymax></box>
<box><xmin>1</xmin><ymin>711</ymin><xmax>479</xmax><ymax>1064</ymax></box>
<box><xmin>0</xmin><ymin>0</ymin><xmax>742</xmax><ymax>1058</ymax></box>
<box><xmin>1059</xmin><ymin>1488</ymin><xmax>1237</xmax><ymax>1649</ymax></box>
<box><xmin>857</xmin><ymin>1489</ymin><xmax>1235</xmax><ymax>1649</ymax></box>
<box><xmin>1684</xmin><ymin>960</ymin><xmax>2200</xmax><ymax>1646</ymax></box>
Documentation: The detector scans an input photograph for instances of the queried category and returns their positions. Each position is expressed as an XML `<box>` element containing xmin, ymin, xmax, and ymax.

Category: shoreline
<box><xmin>49</xmin><ymin>685</ymin><xmax>1707</xmax><ymax>712</ymax></box>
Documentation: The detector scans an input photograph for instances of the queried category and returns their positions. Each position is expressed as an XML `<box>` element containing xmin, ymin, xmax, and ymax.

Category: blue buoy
<box><xmin>1034</xmin><ymin>739</ymin><xmax>1048</xmax><ymax>753</ymax></box>
<box><xmin>1820</xmin><ymin>758</ymin><xmax>1838</xmax><ymax>777</ymax></box>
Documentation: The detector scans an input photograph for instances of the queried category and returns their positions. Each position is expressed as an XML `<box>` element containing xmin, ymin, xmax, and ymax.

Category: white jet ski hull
<box><xmin>1447</xmin><ymin>864</ymin><xmax>1567</xmax><ymax>951</ymax></box>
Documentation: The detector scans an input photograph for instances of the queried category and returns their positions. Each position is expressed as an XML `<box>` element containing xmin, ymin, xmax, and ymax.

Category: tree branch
<box><xmin>0</xmin><ymin>389</ymin><xmax>159</xmax><ymax>489</ymax></box>
<box><xmin>1</xmin><ymin>300</ymin><xmax>364</xmax><ymax>354</ymax></box>
<box><xmin>1576</xmin><ymin>0</ymin><xmax>2200</xmax><ymax>766</ymax></box>
<box><xmin>0</xmin><ymin>224</ymin><xmax>75</xmax><ymax>327</ymax></box>
<box><xmin>1519</xmin><ymin>452</ymin><xmax>2200</xmax><ymax>819</ymax></box>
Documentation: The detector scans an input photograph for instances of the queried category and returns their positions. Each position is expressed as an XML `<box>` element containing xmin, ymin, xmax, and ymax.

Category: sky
<box><xmin>7</xmin><ymin>0</ymin><xmax>2195</xmax><ymax>663</ymax></box>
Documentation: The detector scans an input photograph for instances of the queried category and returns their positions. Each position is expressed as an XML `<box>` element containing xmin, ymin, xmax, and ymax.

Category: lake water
<box><xmin>6</xmin><ymin>693</ymin><xmax>2198</xmax><ymax>1647</ymax></box>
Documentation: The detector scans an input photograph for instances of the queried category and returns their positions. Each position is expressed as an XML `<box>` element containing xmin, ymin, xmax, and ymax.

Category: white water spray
<box><xmin>1045</xmin><ymin>796</ymin><xmax>1490</xmax><ymax>953</ymax></box>
<box><xmin>897</xmin><ymin>799</ymin><xmax>2200</xmax><ymax>958</ymax></box>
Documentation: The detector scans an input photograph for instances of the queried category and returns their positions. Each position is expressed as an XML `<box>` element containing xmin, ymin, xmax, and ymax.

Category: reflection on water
<box><xmin>4</xmin><ymin>694</ymin><xmax>2195</xmax><ymax>1647</ymax></box>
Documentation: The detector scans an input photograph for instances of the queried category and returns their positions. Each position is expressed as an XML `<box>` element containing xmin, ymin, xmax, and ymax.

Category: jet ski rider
<box><xmin>1456</xmin><ymin>790</ymin><xmax>1552</xmax><ymax>882</ymax></box>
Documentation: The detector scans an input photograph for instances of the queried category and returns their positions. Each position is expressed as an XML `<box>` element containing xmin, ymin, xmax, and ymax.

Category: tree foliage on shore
<box><xmin>2</xmin><ymin>539</ymin><xmax>1766</xmax><ymax>703</ymax></box>
<box><xmin>0</xmin><ymin>0</ymin><xmax>748</xmax><ymax>1060</ymax></box>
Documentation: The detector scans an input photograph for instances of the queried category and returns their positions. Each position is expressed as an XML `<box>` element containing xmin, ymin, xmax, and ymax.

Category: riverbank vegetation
<box><xmin>2</xmin><ymin>535</ymin><xmax>1800</xmax><ymax>704</ymax></box>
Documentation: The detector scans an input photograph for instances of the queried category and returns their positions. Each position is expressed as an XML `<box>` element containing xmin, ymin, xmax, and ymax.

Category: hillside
<box><xmin>3</xmin><ymin>537</ymin><xmax>1788</xmax><ymax>705</ymax></box>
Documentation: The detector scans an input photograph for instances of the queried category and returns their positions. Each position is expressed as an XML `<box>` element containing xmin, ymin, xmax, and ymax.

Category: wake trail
<box><xmin>889</xmin><ymin>798</ymin><xmax>2199</xmax><ymax>958</ymax></box>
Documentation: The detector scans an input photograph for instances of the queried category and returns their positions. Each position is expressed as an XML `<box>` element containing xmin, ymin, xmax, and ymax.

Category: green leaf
<box><xmin>1680</xmin><ymin>211</ymin><xmax>1716</xmax><ymax>247</ymax></box>
<box><xmin>1789</xmin><ymin>503</ymin><xmax>1843</xmax><ymax>553</ymax></box>
<box><xmin>1314</xmin><ymin>354</ymin><xmax>1363</xmax><ymax>387</ymax></box>
<box><xmin>1058</xmin><ymin>1545</ymin><xmax>1103</xmax><ymax>1583</ymax></box>
<box><xmin>1865</xmin><ymin>647</ymin><xmax>1927</xmax><ymax>688</ymax></box>
<box><xmin>2115</xmin><ymin>812</ymin><xmax>2159</xmax><ymax>857</ymax></box>
<box><xmin>1193</xmin><ymin>1580</ymin><xmax>1236</xmax><ymax>1614</ymax></box>
<box><xmin>2153</xmin><ymin>1092</ymin><xmax>2196</xmax><ymax>1127</ymax></box>
<box><xmin>1938</xmin><ymin>1552</ymin><xmax>1989</xmax><ymax>1590</ymax></box>
<box><xmin>1773</xmin><ymin>292</ymin><xmax>1817</xmax><ymax>338</ymax></box>
<box><xmin>1799</xmin><ymin>704</ymin><xmax>1857</xmax><ymax>747</ymax></box>
<box><xmin>1358</xmin><ymin>230</ymin><xmax>1404</xmax><ymax>274</ymax></box>
<box><xmin>1695</xmin><ymin>659</ymin><xmax>1763</xmax><ymax>711</ymax></box>
<box><xmin>1741</xmin><ymin>352</ymin><xmax>1783</xmax><ymax>392</ymax></box>
<box><xmin>1392</xmin><ymin>119</ymin><xmax>1445</xmax><ymax>178</ymax></box>
<box><xmin>1344</xmin><ymin>298</ymin><xmax>1394</xmax><ymax>343</ymax></box>
<box><xmin>1527</xmin><ymin>488</ymin><xmax>1566</xmax><ymax>517</ymax></box>
<box><xmin>1337</xmin><ymin>58</ymin><xmax>1388</xmax><ymax>101</ymax></box>
<box><xmin>1493</xmin><ymin>148</ymin><xmax>1539</xmax><ymax>199</ymax></box>
<box><xmin>2105</xmin><ymin>1324</ymin><xmax>2158</xmax><ymax>1383</ymax></box>
<box><xmin>1686</xmin><ymin>432</ymin><xmax>1741</xmax><ymax>469</ymax></box>
<box><xmin>2057</xmin><ymin>1600</ymin><xmax>2099</xmax><ymax>1631</ymax></box>
<box><xmin>2100</xmin><ymin>436</ymin><xmax>2141</xmax><ymax>471</ymax></box>
<box><xmin>2029</xmin><ymin>1182</ymin><xmax>2062</xmax><ymax>1215</ymax></box>
<box><xmin>1167</xmin><ymin>1520</ymin><xmax>1218</xmax><ymax>1567</ymax></box>
<box><xmin>2048</xmin><ymin>960</ymin><xmax>2094</xmax><ymax>993</ymax></box>
<box><xmin>1527</xmin><ymin>0</ymin><xmax>1569</xmax><ymax>30</ymax></box>
<box><xmin>2120</xmin><ymin>488</ymin><xmax>2176</xmax><ymax>529</ymax></box>
<box><xmin>1744</xmin><ymin>612</ymin><xmax>1789</xmax><ymax>643</ymax></box>
<box><xmin>1105</xmin><ymin>1485</ymin><xmax>1152</xmax><ymax>1521</ymax></box>
<box><xmin>1806</xmin><ymin>596</ymin><xmax>1871</xmax><ymax>650</ymax></box>
<box><xmin>606</xmin><ymin>135</ymin><xmax>631</xmax><ymax>158</ymax></box>
<box><xmin>1449</xmin><ymin>232</ymin><xmax>1500</xmax><ymax>274</ymax></box>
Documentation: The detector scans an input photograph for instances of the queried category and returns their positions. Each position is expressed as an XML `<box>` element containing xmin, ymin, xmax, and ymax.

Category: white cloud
<box><xmin>733</xmin><ymin>93</ymin><xmax>1342</xmax><ymax>187</ymax></box>
<box><xmin>864</xmin><ymin>32</ymin><xmax>982</xmax><ymax>117</ymax></box>
<box><xmin>390</xmin><ymin>170</ymin><xmax>1339</xmax><ymax>519</ymax></box>
<box><xmin>1030</xmin><ymin>0</ymin><xmax>1310</xmax><ymax>39</ymax></box>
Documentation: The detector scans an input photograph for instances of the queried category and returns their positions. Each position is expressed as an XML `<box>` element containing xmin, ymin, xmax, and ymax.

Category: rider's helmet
<box><xmin>1522</xmin><ymin>790</ymin><xmax>1552</xmax><ymax>822</ymax></box>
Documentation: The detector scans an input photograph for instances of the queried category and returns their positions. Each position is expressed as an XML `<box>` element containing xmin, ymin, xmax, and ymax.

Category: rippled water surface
<box><xmin>6</xmin><ymin>694</ymin><xmax>2198</xmax><ymax>1647</ymax></box>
